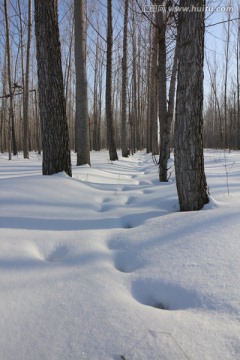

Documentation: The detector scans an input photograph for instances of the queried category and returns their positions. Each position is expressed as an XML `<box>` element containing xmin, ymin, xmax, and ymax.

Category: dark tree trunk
<box><xmin>4</xmin><ymin>0</ymin><xmax>14</xmax><ymax>159</ymax></box>
<box><xmin>74</xmin><ymin>0</ymin><xmax>90</xmax><ymax>166</ymax></box>
<box><xmin>131</xmin><ymin>5</ymin><xmax>138</xmax><ymax>152</ymax></box>
<box><xmin>93</xmin><ymin>37</ymin><xmax>99</xmax><ymax>151</ymax></box>
<box><xmin>106</xmin><ymin>0</ymin><xmax>118</xmax><ymax>161</ymax></box>
<box><xmin>166</xmin><ymin>40</ymin><xmax>179</xmax><ymax>160</ymax></box>
<box><xmin>121</xmin><ymin>0</ymin><xmax>129</xmax><ymax>158</ymax></box>
<box><xmin>174</xmin><ymin>0</ymin><xmax>209</xmax><ymax>211</ymax></box>
<box><xmin>23</xmin><ymin>0</ymin><xmax>32</xmax><ymax>159</ymax></box>
<box><xmin>12</xmin><ymin>119</ymin><xmax>17</xmax><ymax>156</ymax></box>
<box><xmin>146</xmin><ymin>24</ymin><xmax>152</xmax><ymax>153</ymax></box>
<box><xmin>0</xmin><ymin>49</ymin><xmax>7</xmax><ymax>153</ymax></box>
<box><xmin>151</xmin><ymin>23</ymin><xmax>159</xmax><ymax>155</ymax></box>
<box><xmin>157</xmin><ymin>5</ymin><xmax>168</xmax><ymax>181</ymax></box>
<box><xmin>34</xmin><ymin>0</ymin><xmax>72</xmax><ymax>176</ymax></box>
<box><xmin>237</xmin><ymin>30</ymin><xmax>240</xmax><ymax>149</ymax></box>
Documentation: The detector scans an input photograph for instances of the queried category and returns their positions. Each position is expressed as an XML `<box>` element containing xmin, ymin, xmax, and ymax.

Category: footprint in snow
<box><xmin>131</xmin><ymin>278</ymin><xmax>209</xmax><ymax>311</ymax></box>
<box><xmin>45</xmin><ymin>245</ymin><xmax>69</xmax><ymax>263</ymax></box>
<box><xmin>114</xmin><ymin>251</ymin><xmax>143</xmax><ymax>273</ymax></box>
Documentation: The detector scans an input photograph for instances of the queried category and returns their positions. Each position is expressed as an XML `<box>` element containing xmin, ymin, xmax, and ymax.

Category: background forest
<box><xmin>0</xmin><ymin>0</ymin><xmax>239</xmax><ymax>157</ymax></box>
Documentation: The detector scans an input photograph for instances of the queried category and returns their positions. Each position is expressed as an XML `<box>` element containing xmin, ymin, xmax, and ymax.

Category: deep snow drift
<box><xmin>0</xmin><ymin>150</ymin><xmax>240</xmax><ymax>360</ymax></box>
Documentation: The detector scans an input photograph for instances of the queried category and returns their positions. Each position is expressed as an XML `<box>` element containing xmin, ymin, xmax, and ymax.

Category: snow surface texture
<box><xmin>0</xmin><ymin>150</ymin><xmax>240</xmax><ymax>360</ymax></box>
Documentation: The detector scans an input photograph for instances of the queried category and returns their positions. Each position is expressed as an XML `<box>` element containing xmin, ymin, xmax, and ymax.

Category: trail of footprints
<box><xmin>33</xmin><ymin>181</ymin><xmax>193</xmax><ymax>315</ymax></box>
<box><xmin>108</xmin><ymin>234</ymin><xmax>172</xmax><ymax>311</ymax></box>
<box><xmin>108</xmin><ymin>237</ymin><xmax>215</xmax><ymax>312</ymax></box>
<box><xmin>37</xmin><ymin>227</ymin><xmax>216</xmax><ymax>315</ymax></box>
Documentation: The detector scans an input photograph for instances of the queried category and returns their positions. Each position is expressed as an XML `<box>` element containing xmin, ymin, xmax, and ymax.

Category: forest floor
<box><xmin>0</xmin><ymin>149</ymin><xmax>240</xmax><ymax>360</ymax></box>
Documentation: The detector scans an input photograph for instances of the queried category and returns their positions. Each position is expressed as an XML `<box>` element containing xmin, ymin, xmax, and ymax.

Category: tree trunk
<box><xmin>23</xmin><ymin>0</ymin><xmax>32</xmax><ymax>159</ymax></box>
<box><xmin>166</xmin><ymin>40</ymin><xmax>179</xmax><ymax>159</ymax></box>
<box><xmin>93</xmin><ymin>36</ymin><xmax>100</xmax><ymax>151</ymax></box>
<box><xmin>131</xmin><ymin>4</ymin><xmax>138</xmax><ymax>152</ymax></box>
<box><xmin>224</xmin><ymin>14</ymin><xmax>230</xmax><ymax>149</ymax></box>
<box><xmin>121</xmin><ymin>0</ymin><xmax>129</xmax><ymax>157</ymax></box>
<box><xmin>174</xmin><ymin>0</ymin><xmax>209</xmax><ymax>211</ymax></box>
<box><xmin>150</xmin><ymin>23</ymin><xmax>159</xmax><ymax>155</ymax></box>
<box><xmin>146</xmin><ymin>24</ymin><xmax>153</xmax><ymax>153</ymax></box>
<box><xmin>34</xmin><ymin>0</ymin><xmax>72</xmax><ymax>176</ymax></box>
<box><xmin>64</xmin><ymin>19</ymin><xmax>74</xmax><ymax>150</ymax></box>
<box><xmin>98</xmin><ymin>52</ymin><xmax>103</xmax><ymax>150</ymax></box>
<box><xmin>17</xmin><ymin>0</ymin><xmax>25</xmax><ymax>153</ymax></box>
<box><xmin>106</xmin><ymin>0</ymin><xmax>118</xmax><ymax>161</ymax></box>
<box><xmin>136</xmin><ymin>31</ymin><xmax>142</xmax><ymax>149</ymax></box>
<box><xmin>4</xmin><ymin>0</ymin><xmax>14</xmax><ymax>160</ymax></box>
<box><xmin>237</xmin><ymin>18</ymin><xmax>240</xmax><ymax>149</ymax></box>
<box><xmin>74</xmin><ymin>0</ymin><xmax>90</xmax><ymax>166</ymax></box>
<box><xmin>33</xmin><ymin>89</ymin><xmax>41</xmax><ymax>155</ymax></box>
<box><xmin>1</xmin><ymin>46</ymin><xmax>8</xmax><ymax>153</ymax></box>
<box><xmin>157</xmin><ymin>3</ymin><xmax>168</xmax><ymax>181</ymax></box>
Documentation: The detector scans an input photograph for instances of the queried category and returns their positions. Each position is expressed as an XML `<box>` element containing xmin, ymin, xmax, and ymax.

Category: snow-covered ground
<box><xmin>0</xmin><ymin>150</ymin><xmax>240</xmax><ymax>360</ymax></box>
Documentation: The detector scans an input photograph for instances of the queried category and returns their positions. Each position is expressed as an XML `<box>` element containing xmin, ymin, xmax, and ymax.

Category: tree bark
<box><xmin>0</xmin><ymin>47</ymin><xmax>8</xmax><ymax>153</ymax></box>
<box><xmin>146</xmin><ymin>24</ymin><xmax>153</xmax><ymax>153</ymax></box>
<box><xmin>74</xmin><ymin>0</ymin><xmax>90</xmax><ymax>166</ymax></box>
<box><xmin>23</xmin><ymin>0</ymin><xmax>32</xmax><ymax>159</ymax></box>
<box><xmin>150</xmin><ymin>23</ymin><xmax>159</xmax><ymax>155</ymax></box>
<box><xmin>237</xmin><ymin>35</ymin><xmax>240</xmax><ymax>150</ymax></box>
<box><xmin>121</xmin><ymin>0</ymin><xmax>129</xmax><ymax>157</ymax></box>
<box><xmin>131</xmin><ymin>4</ymin><xmax>138</xmax><ymax>152</ymax></box>
<box><xmin>34</xmin><ymin>0</ymin><xmax>72</xmax><ymax>176</ymax></box>
<box><xmin>93</xmin><ymin>35</ymin><xmax>101</xmax><ymax>151</ymax></box>
<box><xmin>106</xmin><ymin>0</ymin><xmax>118</xmax><ymax>161</ymax></box>
<box><xmin>224</xmin><ymin>14</ymin><xmax>230</xmax><ymax>149</ymax></box>
<box><xmin>4</xmin><ymin>0</ymin><xmax>14</xmax><ymax>159</ymax></box>
<box><xmin>174</xmin><ymin>0</ymin><xmax>209</xmax><ymax>211</ymax></box>
<box><xmin>237</xmin><ymin>20</ymin><xmax>240</xmax><ymax>149</ymax></box>
<box><xmin>166</xmin><ymin>40</ymin><xmax>179</xmax><ymax>159</ymax></box>
<box><xmin>98</xmin><ymin>51</ymin><xmax>103</xmax><ymax>150</ymax></box>
<box><xmin>157</xmin><ymin>3</ymin><xmax>168</xmax><ymax>181</ymax></box>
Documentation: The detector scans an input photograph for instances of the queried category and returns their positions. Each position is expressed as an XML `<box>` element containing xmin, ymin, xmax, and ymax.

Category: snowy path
<box><xmin>0</xmin><ymin>150</ymin><xmax>240</xmax><ymax>360</ymax></box>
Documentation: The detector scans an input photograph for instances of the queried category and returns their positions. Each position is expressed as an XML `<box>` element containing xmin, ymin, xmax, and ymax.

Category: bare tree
<box><xmin>106</xmin><ymin>0</ymin><xmax>118</xmax><ymax>161</ymax></box>
<box><xmin>34</xmin><ymin>0</ymin><xmax>72</xmax><ymax>176</ymax></box>
<box><xmin>0</xmin><ymin>47</ymin><xmax>8</xmax><ymax>153</ymax></box>
<box><xmin>121</xmin><ymin>0</ymin><xmax>129</xmax><ymax>157</ymax></box>
<box><xmin>166</xmin><ymin>39</ymin><xmax>178</xmax><ymax>160</ymax></box>
<box><xmin>74</xmin><ymin>0</ymin><xmax>91</xmax><ymax>166</ymax></box>
<box><xmin>157</xmin><ymin>4</ymin><xmax>168</xmax><ymax>181</ymax></box>
<box><xmin>146</xmin><ymin>24</ymin><xmax>153</xmax><ymax>153</ymax></box>
<box><xmin>223</xmin><ymin>11</ymin><xmax>231</xmax><ymax>149</ymax></box>
<box><xmin>174</xmin><ymin>0</ymin><xmax>209</xmax><ymax>211</ymax></box>
<box><xmin>131</xmin><ymin>2</ymin><xmax>138</xmax><ymax>152</ymax></box>
<box><xmin>237</xmin><ymin>10</ymin><xmax>240</xmax><ymax>148</ymax></box>
<box><xmin>93</xmin><ymin>35</ymin><xmax>100</xmax><ymax>151</ymax></box>
<box><xmin>4</xmin><ymin>0</ymin><xmax>16</xmax><ymax>159</ymax></box>
<box><xmin>23</xmin><ymin>0</ymin><xmax>32</xmax><ymax>159</ymax></box>
<box><xmin>64</xmin><ymin>12</ymin><xmax>74</xmax><ymax>150</ymax></box>
<box><xmin>150</xmin><ymin>23</ymin><xmax>159</xmax><ymax>155</ymax></box>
